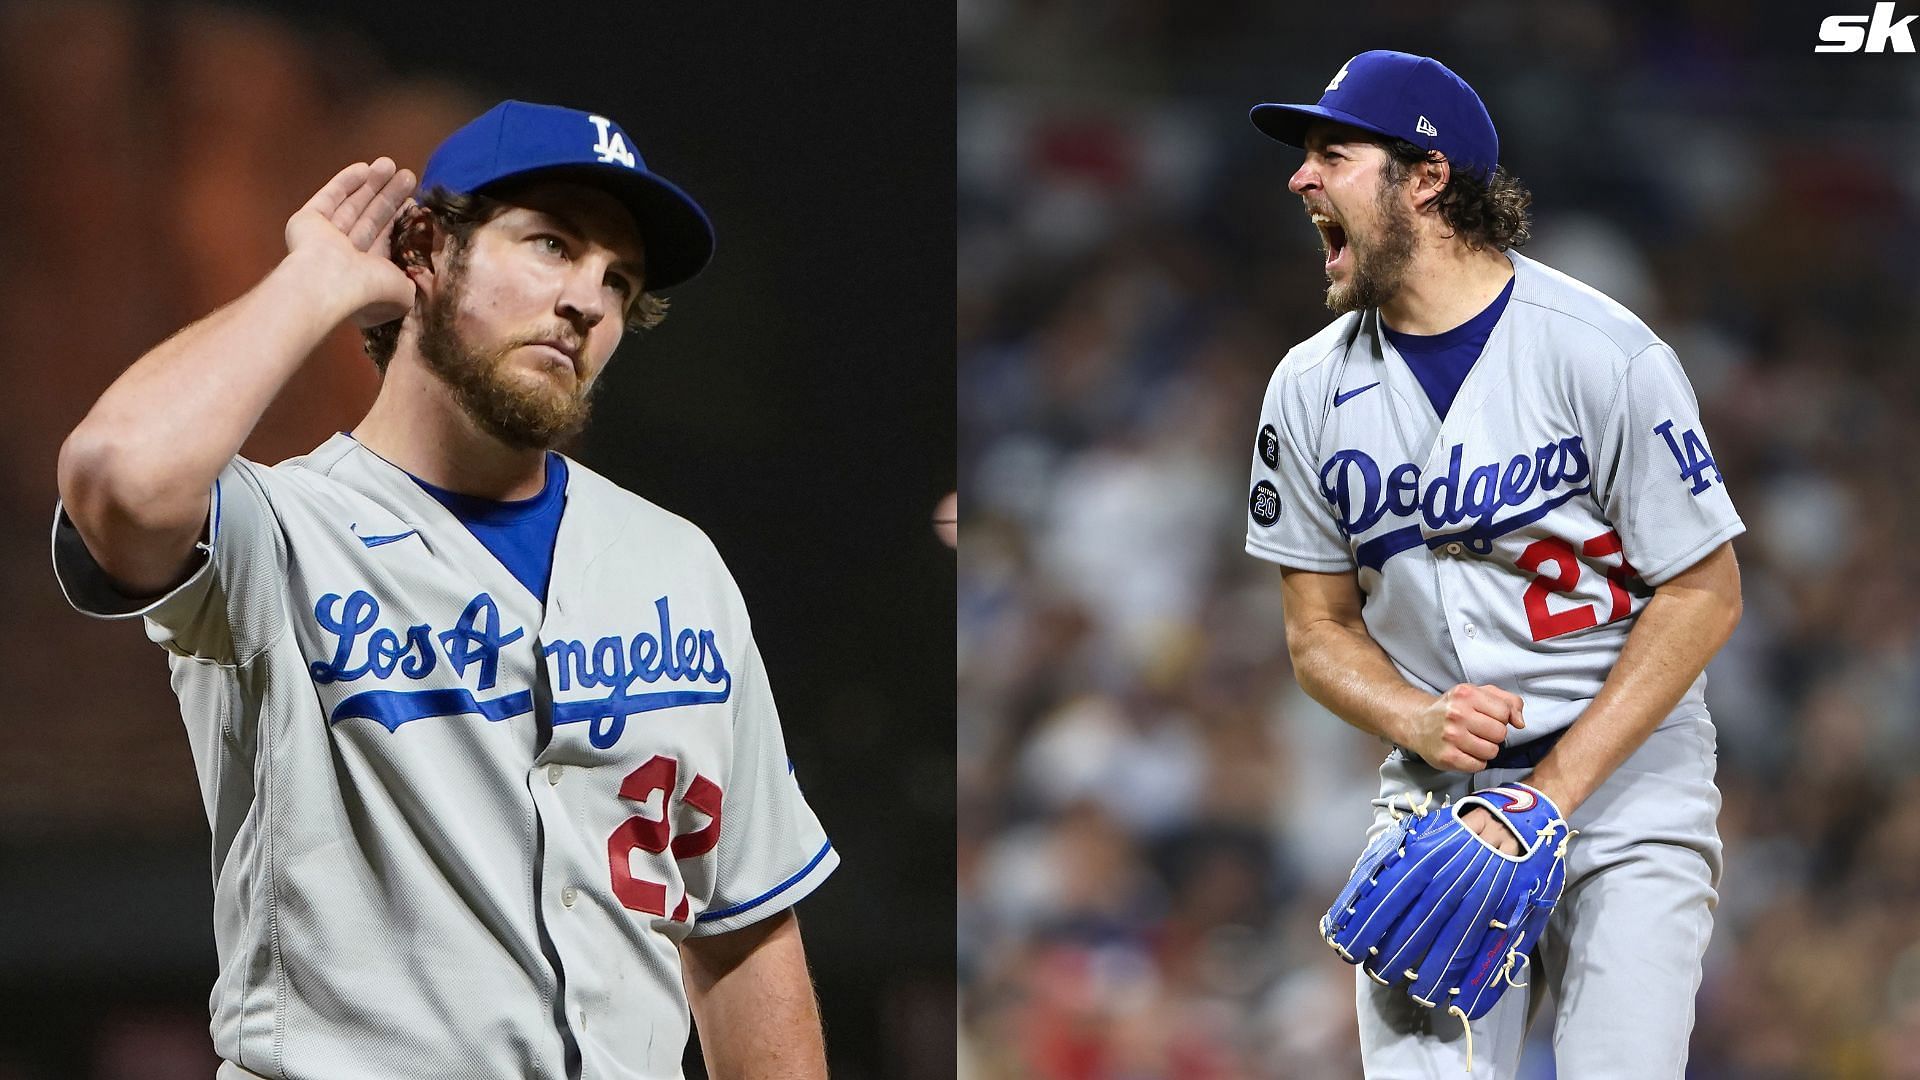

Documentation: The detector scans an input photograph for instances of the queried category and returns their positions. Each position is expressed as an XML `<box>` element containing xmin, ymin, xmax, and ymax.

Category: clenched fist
<box><xmin>1403</xmin><ymin>683</ymin><xmax>1526</xmax><ymax>773</ymax></box>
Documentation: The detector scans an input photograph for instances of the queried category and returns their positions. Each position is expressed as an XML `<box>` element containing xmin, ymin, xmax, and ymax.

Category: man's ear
<box><xmin>1412</xmin><ymin>152</ymin><xmax>1451</xmax><ymax>212</ymax></box>
<box><xmin>391</xmin><ymin>204</ymin><xmax>441</xmax><ymax>281</ymax></box>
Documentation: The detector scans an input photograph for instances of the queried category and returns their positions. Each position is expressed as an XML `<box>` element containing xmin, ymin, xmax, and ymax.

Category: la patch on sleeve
<box><xmin>1654</xmin><ymin>420</ymin><xmax>1723</xmax><ymax>495</ymax></box>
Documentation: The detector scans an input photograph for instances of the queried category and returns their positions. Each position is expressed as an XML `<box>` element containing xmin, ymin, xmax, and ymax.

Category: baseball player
<box><xmin>53</xmin><ymin>100</ymin><xmax>836</xmax><ymax>1079</ymax></box>
<box><xmin>1243</xmin><ymin>52</ymin><xmax>1743</xmax><ymax>1076</ymax></box>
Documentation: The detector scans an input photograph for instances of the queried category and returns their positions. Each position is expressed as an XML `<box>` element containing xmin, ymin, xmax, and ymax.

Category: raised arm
<box><xmin>1280</xmin><ymin>565</ymin><xmax>1526</xmax><ymax>772</ymax></box>
<box><xmin>56</xmin><ymin>158</ymin><xmax>416</xmax><ymax>595</ymax></box>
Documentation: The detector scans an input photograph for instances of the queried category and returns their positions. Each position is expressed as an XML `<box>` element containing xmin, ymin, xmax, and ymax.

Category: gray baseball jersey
<box><xmin>1245</xmin><ymin>250</ymin><xmax>1741</xmax><ymax>1075</ymax></box>
<box><xmin>52</xmin><ymin>433</ymin><xmax>837</xmax><ymax>1080</ymax></box>
<box><xmin>1246</xmin><ymin>250</ymin><xmax>1744</xmax><ymax>739</ymax></box>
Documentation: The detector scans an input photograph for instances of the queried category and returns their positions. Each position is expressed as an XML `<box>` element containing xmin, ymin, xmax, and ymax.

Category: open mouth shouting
<box><xmin>1311</xmin><ymin>211</ymin><xmax>1349</xmax><ymax>274</ymax></box>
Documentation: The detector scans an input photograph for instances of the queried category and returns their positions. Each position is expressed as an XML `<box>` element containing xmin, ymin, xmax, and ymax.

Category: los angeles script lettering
<box><xmin>307</xmin><ymin>591</ymin><xmax>730</xmax><ymax>695</ymax></box>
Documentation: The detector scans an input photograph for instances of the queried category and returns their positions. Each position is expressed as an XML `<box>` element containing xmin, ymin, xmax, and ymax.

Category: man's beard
<box><xmin>1324</xmin><ymin>180</ymin><xmax>1418</xmax><ymax>315</ymax></box>
<box><xmin>416</xmin><ymin>258</ymin><xmax>604</xmax><ymax>451</ymax></box>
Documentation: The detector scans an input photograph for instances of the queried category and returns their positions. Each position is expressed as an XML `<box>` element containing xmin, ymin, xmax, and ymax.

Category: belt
<box><xmin>1487</xmin><ymin>727</ymin><xmax>1566</xmax><ymax>770</ymax></box>
<box><xmin>1391</xmin><ymin>726</ymin><xmax>1566</xmax><ymax>772</ymax></box>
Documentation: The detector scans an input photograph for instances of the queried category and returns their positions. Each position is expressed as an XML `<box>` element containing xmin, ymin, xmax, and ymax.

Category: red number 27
<box><xmin>1516</xmin><ymin>529</ymin><xmax>1639</xmax><ymax>642</ymax></box>
<box><xmin>606</xmin><ymin>754</ymin><xmax>723</xmax><ymax>922</ymax></box>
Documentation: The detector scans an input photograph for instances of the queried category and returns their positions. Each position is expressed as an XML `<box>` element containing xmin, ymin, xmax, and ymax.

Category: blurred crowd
<box><xmin>958</xmin><ymin>3</ymin><xmax>1920</xmax><ymax>1076</ymax></box>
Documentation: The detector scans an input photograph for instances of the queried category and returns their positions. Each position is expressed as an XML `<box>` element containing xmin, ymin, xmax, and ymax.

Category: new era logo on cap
<box><xmin>1249</xmin><ymin>50</ymin><xmax>1499</xmax><ymax>179</ymax></box>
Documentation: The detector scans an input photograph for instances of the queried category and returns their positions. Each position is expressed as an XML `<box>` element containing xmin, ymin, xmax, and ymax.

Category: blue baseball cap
<box><xmin>419</xmin><ymin>100</ymin><xmax>715</xmax><ymax>290</ymax></box>
<box><xmin>1250</xmin><ymin>51</ymin><xmax>1499</xmax><ymax>179</ymax></box>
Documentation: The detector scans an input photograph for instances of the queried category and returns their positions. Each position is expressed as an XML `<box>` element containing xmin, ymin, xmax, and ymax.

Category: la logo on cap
<box><xmin>1326</xmin><ymin>60</ymin><xmax>1352</xmax><ymax>92</ymax></box>
<box><xmin>588</xmin><ymin>115</ymin><xmax>636</xmax><ymax>168</ymax></box>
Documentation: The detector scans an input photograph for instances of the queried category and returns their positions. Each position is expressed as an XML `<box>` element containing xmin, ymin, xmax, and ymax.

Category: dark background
<box><xmin>0</xmin><ymin>2</ymin><xmax>952</xmax><ymax>1078</ymax></box>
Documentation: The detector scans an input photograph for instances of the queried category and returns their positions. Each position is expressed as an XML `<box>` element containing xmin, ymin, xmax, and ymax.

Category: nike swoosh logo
<box><xmin>351</xmin><ymin>524</ymin><xmax>418</xmax><ymax>549</ymax></box>
<box><xmin>1334</xmin><ymin>382</ymin><xmax>1381</xmax><ymax>406</ymax></box>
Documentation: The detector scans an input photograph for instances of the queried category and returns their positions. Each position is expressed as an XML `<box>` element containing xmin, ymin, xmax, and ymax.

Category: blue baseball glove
<box><xmin>1320</xmin><ymin>783</ymin><xmax>1572</xmax><ymax>1067</ymax></box>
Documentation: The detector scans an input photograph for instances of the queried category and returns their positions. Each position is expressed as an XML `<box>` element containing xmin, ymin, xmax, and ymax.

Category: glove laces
<box><xmin>1441</xmin><ymin>929</ymin><xmax>1536</xmax><ymax>1073</ymax></box>
<box><xmin>1446</xmin><ymin>1004</ymin><xmax>1475</xmax><ymax>1074</ymax></box>
<box><xmin>1386</xmin><ymin>791</ymin><xmax>1443</xmax><ymax>821</ymax></box>
<box><xmin>1495</xmin><ymin>930</ymin><xmax>1533</xmax><ymax>991</ymax></box>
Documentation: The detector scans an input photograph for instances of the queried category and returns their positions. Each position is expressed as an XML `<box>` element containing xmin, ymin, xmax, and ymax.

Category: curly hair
<box><xmin>1378</xmin><ymin>138</ymin><xmax>1532</xmax><ymax>252</ymax></box>
<box><xmin>361</xmin><ymin>185</ymin><xmax>669</xmax><ymax>373</ymax></box>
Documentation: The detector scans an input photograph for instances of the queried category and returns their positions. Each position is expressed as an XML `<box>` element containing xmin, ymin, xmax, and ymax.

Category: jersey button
<box><xmin>1464</xmin><ymin>622</ymin><xmax>1477</xmax><ymax>638</ymax></box>
<box><xmin>1445</xmin><ymin>542</ymin><xmax>1464</xmax><ymax>556</ymax></box>
<box><xmin>561</xmin><ymin>886</ymin><xmax>578</xmax><ymax>908</ymax></box>
<box><xmin>547</xmin><ymin>764</ymin><xmax>563</xmax><ymax>785</ymax></box>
